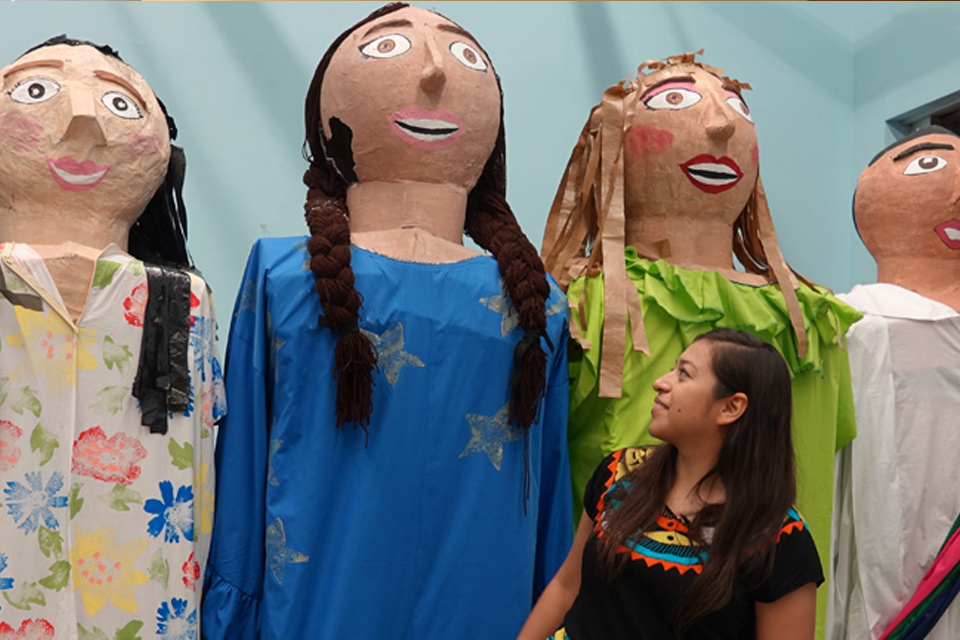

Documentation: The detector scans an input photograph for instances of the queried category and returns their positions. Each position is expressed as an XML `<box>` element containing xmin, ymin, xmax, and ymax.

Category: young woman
<box><xmin>517</xmin><ymin>328</ymin><xmax>822</xmax><ymax>640</ymax></box>
<box><xmin>539</xmin><ymin>53</ymin><xmax>859</xmax><ymax>629</ymax></box>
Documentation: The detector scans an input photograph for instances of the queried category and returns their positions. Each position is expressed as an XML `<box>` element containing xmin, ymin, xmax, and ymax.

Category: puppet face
<box><xmin>622</xmin><ymin>65</ymin><xmax>758</xmax><ymax>222</ymax></box>
<box><xmin>319</xmin><ymin>6</ymin><xmax>500</xmax><ymax>190</ymax></box>
<box><xmin>855</xmin><ymin>132</ymin><xmax>960</xmax><ymax>260</ymax></box>
<box><xmin>0</xmin><ymin>44</ymin><xmax>170</xmax><ymax>224</ymax></box>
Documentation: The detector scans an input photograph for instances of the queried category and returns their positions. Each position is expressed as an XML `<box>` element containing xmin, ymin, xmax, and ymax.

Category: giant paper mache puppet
<box><xmin>0</xmin><ymin>36</ymin><xmax>224</xmax><ymax>637</ymax></box>
<box><xmin>830</xmin><ymin>126</ymin><xmax>960</xmax><ymax>640</ymax></box>
<box><xmin>540</xmin><ymin>52</ymin><xmax>861</xmax><ymax>633</ymax></box>
<box><xmin>202</xmin><ymin>4</ymin><xmax>572</xmax><ymax>638</ymax></box>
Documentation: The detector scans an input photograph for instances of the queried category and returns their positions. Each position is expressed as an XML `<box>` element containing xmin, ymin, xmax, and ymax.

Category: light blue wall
<box><xmin>849</xmin><ymin>2</ymin><xmax>960</xmax><ymax>286</ymax></box>
<box><xmin>0</xmin><ymin>1</ymin><xmax>952</xmax><ymax>339</ymax></box>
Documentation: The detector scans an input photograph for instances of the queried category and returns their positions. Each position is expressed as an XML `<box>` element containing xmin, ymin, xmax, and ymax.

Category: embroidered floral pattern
<box><xmin>0</xmin><ymin>420</ymin><xmax>23</xmax><ymax>471</ymax></box>
<box><xmin>122</xmin><ymin>283</ymin><xmax>148</xmax><ymax>327</ymax></box>
<box><xmin>181</xmin><ymin>552</ymin><xmax>199</xmax><ymax>592</ymax></box>
<box><xmin>156</xmin><ymin>598</ymin><xmax>197</xmax><ymax>640</ymax></box>
<box><xmin>3</xmin><ymin>471</ymin><xmax>68</xmax><ymax>534</ymax></box>
<box><xmin>145</xmin><ymin>482</ymin><xmax>194</xmax><ymax>543</ymax></box>
<box><xmin>72</xmin><ymin>426</ymin><xmax>148</xmax><ymax>485</ymax></box>
<box><xmin>0</xmin><ymin>619</ymin><xmax>55</xmax><ymax>640</ymax></box>
<box><xmin>70</xmin><ymin>527</ymin><xmax>149</xmax><ymax>616</ymax></box>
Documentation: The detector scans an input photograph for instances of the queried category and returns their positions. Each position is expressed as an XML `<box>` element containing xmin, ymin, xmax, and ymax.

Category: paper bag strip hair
<box><xmin>541</xmin><ymin>52</ymin><xmax>808</xmax><ymax>398</ymax></box>
<box><xmin>301</xmin><ymin>2</ymin><xmax>550</xmax><ymax>435</ymax></box>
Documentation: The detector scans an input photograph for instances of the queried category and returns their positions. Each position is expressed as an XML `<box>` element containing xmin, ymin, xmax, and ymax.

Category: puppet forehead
<box><xmin>869</xmin><ymin>129</ymin><xmax>960</xmax><ymax>167</ymax></box>
<box><xmin>343</xmin><ymin>5</ymin><xmax>486</xmax><ymax>52</ymax></box>
<box><xmin>3</xmin><ymin>44</ymin><xmax>154</xmax><ymax>103</ymax></box>
<box><xmin>631</xmin><ymin>59</ymin><xmax>751</xmax><ymax>96</ymax></box>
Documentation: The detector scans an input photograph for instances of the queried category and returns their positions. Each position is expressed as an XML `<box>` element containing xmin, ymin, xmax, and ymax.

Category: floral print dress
<box><xmin>0</xmin><ymin>243</ymin><xmax>225</xmax><ymax>639</ymax></box>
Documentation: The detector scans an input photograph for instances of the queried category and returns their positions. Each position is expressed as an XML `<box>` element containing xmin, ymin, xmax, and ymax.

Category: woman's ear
<box><xmin>716</xmin><ymin>392</ymin><xmax>748</xmax><ymax>427</ymax></box>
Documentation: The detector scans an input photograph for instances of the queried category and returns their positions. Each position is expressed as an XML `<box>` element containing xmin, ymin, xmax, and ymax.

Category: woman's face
<box><xmin>0</xmin><ymin>44</ymin><xmax>170</xmax><ymax>223</ymax></box>
<box><xmin>623</xmin><ymin>65</ymin><xmax>758</xmax><ymax>223</ymax></box>
<box><xmin>649</xmin><ymin>339</ymin><xmax>728</xmax><ymax>448</ymax></box>
<box><xmin>319</xmin><ymin>6</ymin><xmax>501</xmax><ymax>190</ymax></box>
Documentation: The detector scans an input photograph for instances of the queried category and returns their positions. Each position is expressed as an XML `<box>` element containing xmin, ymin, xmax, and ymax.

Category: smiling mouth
<box><xmin>935</xmin><ymin>219</ymin><xmax>960</xmax><ymax>250</ymax></box>
<box><xmin>46</xmin><ymin>156</ymin><xmax>111</xmax><ymax>192</ymax></box>
<box><xmin>394</xmin><ymin>118</ymin><xmax>459</xmax><ymax>140</ymax></box>
<box><xmin>680</xmin><ymin>154</ymin><xmax>744</xmax><ymax>194</ymax></box>
<box><xmin>389</xmin><ymin>106</ymin><xmax>465</xmax><ymax>150</ymax></box>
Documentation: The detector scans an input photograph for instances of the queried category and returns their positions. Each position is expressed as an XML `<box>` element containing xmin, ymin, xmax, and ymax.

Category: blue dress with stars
<box><xmin>201</xmin><ymin>238</ymin><xmax>573</xmax><ymax>639</ymax></box>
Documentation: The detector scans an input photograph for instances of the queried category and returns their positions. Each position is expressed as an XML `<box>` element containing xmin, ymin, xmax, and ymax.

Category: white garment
<box><xmin>829</xmin><ymin>283</ymin><xmax>960</xmax><ymax>640</ymax></box>
<box><xmin>0</xmin><ymin>243</ymin><xmax>225</xmax><ymax>638</ymax></box>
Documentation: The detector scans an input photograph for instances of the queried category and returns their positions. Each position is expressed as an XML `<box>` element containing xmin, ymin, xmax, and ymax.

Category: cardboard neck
<box><xmin>347</xmin><ymin>181</ymin><xmax>468</xmax><ymax>240</ymax></box>
<box><xmin>28</xmin><ymin>242</ymin><xmax>106</xmax><ymax>323</ymax></box>
<box><xmin>0</xmin><ymin>205</ymin><xmax>131</xmax><ymax>252</ymax></box>
<box><xmin>627</xmin><ymin>214</ymin><xmax>768</xmax><ymax>285</ymax></box>
<box><xmin>876</xmin><ymin>255</ymin><xmax>960</xmax><ymax>313</ymax></box>
<box><xmin>346</xmin><ymin>181</ymin><xmax>476</xmax><ymax>262</ymax></box>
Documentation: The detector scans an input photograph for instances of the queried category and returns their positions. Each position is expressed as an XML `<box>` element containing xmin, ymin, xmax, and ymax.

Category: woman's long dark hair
<box><xmin>302</xmin><ymin>3</ymin><xmax>550</xmax><ymax>436</ymax></box>
<box><xmin>598</xmin><ymin>328</ymin><xmax>796</xmax><ymax>635</ymax></box>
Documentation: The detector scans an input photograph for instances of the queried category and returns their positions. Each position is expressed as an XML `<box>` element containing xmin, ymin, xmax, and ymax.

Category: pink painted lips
<box><xmin>935</xmin><ymin>219</ymin><xmax>960</xmax><ymax>250</ymax></box>
<box><xmin>388</xmin><ymin>106</ymin><xmax>464</xmax><ymax>150</ymax></box>
<box><xmin>45</xmin><ymin>156</ymin><xmax>111</xmax><ymax>192</ymax></box>
<box><xmin>680</xmin><ymin>154</ymin><xmax>744</xmax><ymax>194</ymax></box>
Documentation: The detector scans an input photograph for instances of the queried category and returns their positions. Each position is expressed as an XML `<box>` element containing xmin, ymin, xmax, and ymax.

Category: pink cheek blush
<box><xmin>127</xmin><ymin>133</ymin><xmax>165</xmax><ymax>160</ymax></box>
<box><xmin>751</xmin><ymin>144</ymin><xmax>760</xmax><ymax>166</ymax></box>
<box><xmin>626</xmin><ymin>126</ymin><xmax>674</xmax><ymax>156</ymax></box>
<box><xmin>0</xmin><ymin>113</ymin><xmax>43</xmax><ymax>150</ymax></box>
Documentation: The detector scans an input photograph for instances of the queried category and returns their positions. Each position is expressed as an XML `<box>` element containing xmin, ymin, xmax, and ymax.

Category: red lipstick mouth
<box><xmin>680</xmin><ymin>154</ymin><xmax>743</xmax><ymax>194</ymax></box>
<box><xmin>935</xmin><ymin>219</ymin><xmax>960</xmax><ymax>250</ymax></box>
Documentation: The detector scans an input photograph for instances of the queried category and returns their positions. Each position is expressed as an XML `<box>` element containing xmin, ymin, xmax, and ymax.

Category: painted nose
<box><xmin>420</xmin><ymin>38</ymin><xmax>446</xmax><ymax>94</ymax></box>
<box><xmin>62</xmin><ymin>88</ymin><xmax>106</xmax><ymax>145</ymax></box>
<box><xmin>705</xmin><ymin>100</ymin><xmax>736</xmax><ymax>142</ymax></box>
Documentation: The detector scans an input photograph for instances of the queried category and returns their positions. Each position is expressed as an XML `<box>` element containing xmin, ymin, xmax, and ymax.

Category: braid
<box><xmin>466</xmin><ymin>181</ymin><xmax>550</xmax><ymax>430</ymax></box>
<box><xmin>303</xmin><ymin>163</ymin><xmax>377</xmax><ymax>433</ymax></box>
<box><xmin>300</xmin><ymin>3</ymin><xmax>408</xmax><ymax>436</ymax></box>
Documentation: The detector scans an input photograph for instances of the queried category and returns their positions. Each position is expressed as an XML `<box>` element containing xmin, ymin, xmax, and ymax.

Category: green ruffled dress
<box><xmin>567</xmin><ymin>248</ymin><xmax>862</xmax><ymax>632</ymax></box>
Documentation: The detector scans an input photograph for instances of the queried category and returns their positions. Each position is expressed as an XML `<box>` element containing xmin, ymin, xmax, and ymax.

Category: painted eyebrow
<box><xmin>361</xmin><ymin>18</ymin><xmax>414</xmax><ymax>40</ymax></box>
<box><xmin>94</xmin><ymin>70</ymin><xmax>147</xmax><ymax>109</ymax></box>
<box><xmin>3</xmin><ymin>59</ymin><xmax>63</xmax><ymax>79</ymax></box>
<box><xmin>893</xmin><ymin>141</ymin><xmax>955</xmax><ymax>162</ymax></box>
<box><xmin>437</xmin><ymin>23</ymin><xmax>475</xmax><ymax>41</ymax></box>
<box><xmin>676</xmin><ymin>357</ymin><xmax>699</xmax><ymax>372</ymax></box>
<box><xmin>640</xmin><ymin>76</ymin><xmax>695</xmax><ymax>100</ymax></box>
<box><xmin>722</xmin><ymin>83</ymin><xmax>744</xmax><ymax>98</ymax></box>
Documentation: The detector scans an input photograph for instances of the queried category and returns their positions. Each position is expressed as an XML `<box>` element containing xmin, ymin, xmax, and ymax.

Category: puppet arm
<box><xmin>201</xmin><ymin>246</ymin><xmax>270</xmax><ymax>639</ymax></box>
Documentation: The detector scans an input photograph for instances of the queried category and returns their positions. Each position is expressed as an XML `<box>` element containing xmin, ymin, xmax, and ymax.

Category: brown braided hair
<box><xmin>303</xmin><ymin>3</ymin><xmax>551</xmax><ymax>434</ymax></box>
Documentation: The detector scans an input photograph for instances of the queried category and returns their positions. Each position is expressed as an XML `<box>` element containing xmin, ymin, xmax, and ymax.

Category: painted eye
<box><xmin>9</xmin><ymin>77</ymin><xmax>60</xmax><ymax>104</ymax></box>
<box><xmin>359</xmin><ymin>34</ymin><xmax>412</xmax><ymax>59</ymax></box>
<box><xmin>726</xmin><ymin>95</ymin><xmax>753</xmax><ymax>122</ymax></box>
<box><xmin>903</xmin><ymin>154</ymin><xmax>948</xmax><ymax>175</ymax></box>
<box><xmin>449</xmin><ymin>41</ymin><xmax>487</xmax><ymax>71</ymax></box>
<box><xmin>644</xmin><ymin>88</ymin><xmax>701</xmax><ymax>111</ymax></box>
<box><xmin>101</xmin><ymin>91</ymin><xmax>142</xmax><ymax>119</ymax></box>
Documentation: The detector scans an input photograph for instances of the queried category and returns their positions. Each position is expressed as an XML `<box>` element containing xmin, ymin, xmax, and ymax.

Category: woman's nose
<box><xmin>705</xmin><ymin>100</ymin><xmax>735</xmax><ymax>142</ymax></box>
<box><xmin>62</xmin><ymin>88</ymin><xmax>106</xmax><ymax>145</ymax></box>
<box><xmin>419</xmin><ymin>37</ymin><xmax>446</xmax><ymax>94</ymax></box>
<box><xmin>652</xmin><ymin>373</ymin><xmax>670</xmax><ymax>393</ymax></box>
